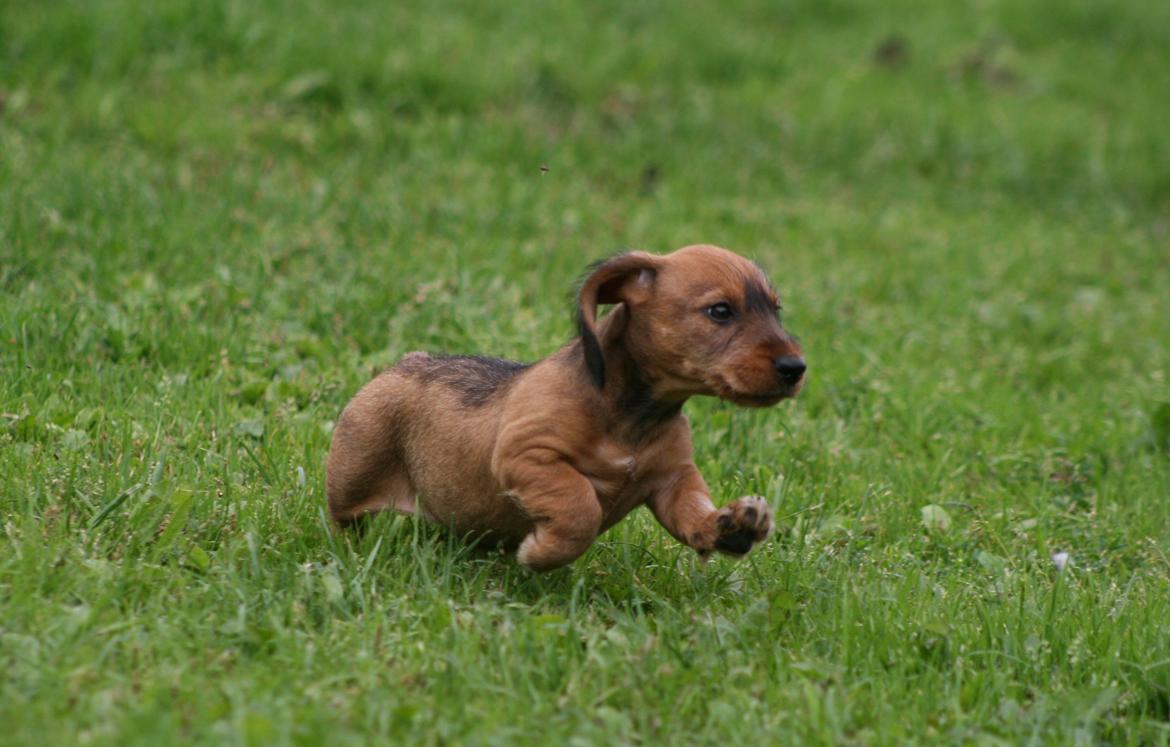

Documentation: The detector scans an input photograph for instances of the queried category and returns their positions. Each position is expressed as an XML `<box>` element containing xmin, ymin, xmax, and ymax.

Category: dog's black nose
<box><xmin>773</xmin><ymin>356</ymin><xmax>806</xmax><ymax>385</ymax></box>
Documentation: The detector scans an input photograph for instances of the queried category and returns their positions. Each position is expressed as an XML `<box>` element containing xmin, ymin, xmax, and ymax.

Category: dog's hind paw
<box><xmin>705</xmin><ymin>496</ymin><xmax>774</xmax><ymax>557</ymax></box>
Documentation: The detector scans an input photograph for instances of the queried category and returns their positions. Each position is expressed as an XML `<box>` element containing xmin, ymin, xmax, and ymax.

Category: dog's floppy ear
<box><xmin>576</xmin><ymin>251</ymin><xmax>659</xmax><ymax>388</ymax></box>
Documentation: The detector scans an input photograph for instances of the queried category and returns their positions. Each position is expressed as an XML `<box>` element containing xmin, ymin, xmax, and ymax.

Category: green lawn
<box><xmin>3</xmin><ymin>0</ymin><xmax>1170</xmax><ymax>743</ymax></box>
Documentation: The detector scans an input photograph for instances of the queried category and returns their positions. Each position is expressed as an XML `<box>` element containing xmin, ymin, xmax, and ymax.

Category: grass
<box><xmin>3</xmin><ymin>0</ymin><xmax>1170</xmax><ymax>743</ymax></box>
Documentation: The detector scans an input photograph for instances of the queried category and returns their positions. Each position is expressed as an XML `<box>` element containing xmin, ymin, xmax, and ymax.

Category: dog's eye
<box><xmin>706</xmin><ymin>302</ymin><xmax>734</xmax><ymax>322</ymax></box>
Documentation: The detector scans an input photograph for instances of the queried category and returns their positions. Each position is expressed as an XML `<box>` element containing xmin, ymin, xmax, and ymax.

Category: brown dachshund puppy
<box><xmin>326</xmin><ymin>245</ymin><xmax>805</xmax><ymax>571</ymax></box>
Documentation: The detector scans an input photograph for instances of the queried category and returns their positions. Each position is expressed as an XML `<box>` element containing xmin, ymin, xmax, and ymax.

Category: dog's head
<box><xmin>577</xmin><ymin>244</ymin><xmax>805</xmax><ymax>407</ymax></box>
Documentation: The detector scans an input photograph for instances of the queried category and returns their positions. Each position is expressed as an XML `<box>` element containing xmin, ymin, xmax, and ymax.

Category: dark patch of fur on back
<box><xmin>396</xmin><ymin>354</ymin><xmax>530</xmax><ymax>407</ymax></box>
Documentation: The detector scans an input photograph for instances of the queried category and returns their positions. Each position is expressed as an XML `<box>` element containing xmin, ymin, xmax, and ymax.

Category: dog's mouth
<box><xmin>728</xmin><ymin>390</ymin><xmax>790</xmax><ymax>407</ymax></box>
<box><xmin>712</xmin><ymin>380</ymin><xmax>797</xmax><ymax>408</ymax></box>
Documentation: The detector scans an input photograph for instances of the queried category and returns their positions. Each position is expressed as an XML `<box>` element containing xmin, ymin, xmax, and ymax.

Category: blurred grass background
<box><xmin>2</xmin><ymin>0</ymin><xmax>1170</xmax><ymax>744</ymax></box>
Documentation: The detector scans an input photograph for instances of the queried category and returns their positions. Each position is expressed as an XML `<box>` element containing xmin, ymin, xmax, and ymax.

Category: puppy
<box><xmin>326</xmin><ymin>245</ymin><xmax>805</xmax><ymax>571</ymax></box>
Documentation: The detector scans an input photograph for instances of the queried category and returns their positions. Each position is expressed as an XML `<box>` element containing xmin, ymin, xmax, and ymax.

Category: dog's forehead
<box><xmin>662</xmin><ymin>245</ymin><xmax>775</xmax><ymax>300</ymax></box>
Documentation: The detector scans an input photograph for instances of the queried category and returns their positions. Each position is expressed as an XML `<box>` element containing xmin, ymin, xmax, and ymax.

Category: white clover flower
<box><xmin>1051</xmin><ymin>551</ymin><xmax>1070</xmax><ymax>573</ymax></box>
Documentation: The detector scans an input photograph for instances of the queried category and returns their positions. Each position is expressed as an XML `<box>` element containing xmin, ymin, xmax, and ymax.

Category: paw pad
<box><xmin>711</xmin><ymin>496</ymin><xmax>774</xmax><ymax>556</ymax></box>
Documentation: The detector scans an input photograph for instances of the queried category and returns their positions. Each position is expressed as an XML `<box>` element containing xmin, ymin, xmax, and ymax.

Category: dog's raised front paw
<box><xmin>707</xmin><ymin>496</ymin><xmax>774</xmax><ymax>557</ymax></box>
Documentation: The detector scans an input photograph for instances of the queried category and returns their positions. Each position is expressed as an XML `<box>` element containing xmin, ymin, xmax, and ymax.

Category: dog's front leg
<box><xmin>499</xmin><ymin>449</ymin><xmax>604</xmax><ymax>572</ymax></box>
<box><xmin>647</xmin><ymin>465</ymin><xmax>774</xmax><ymax>558</ymax></box>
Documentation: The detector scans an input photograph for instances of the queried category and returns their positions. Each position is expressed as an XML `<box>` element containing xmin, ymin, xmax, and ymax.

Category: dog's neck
<box><xmin>592</xmin><ymin>306</ymin><xmax>685</xmax><ymax>439</ymax></box>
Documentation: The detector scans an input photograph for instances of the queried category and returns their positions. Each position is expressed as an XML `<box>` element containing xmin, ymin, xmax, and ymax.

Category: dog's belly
<box><xmin>596</xmin><ymin>486</ymin><xmax>648</xmax><ymax>533</ymax></box>
<box><xmin>410</xmin><ymin>438</ymin><xmax>647</xmax><ymax>542</ymax></box>
<box><xmin>402</xmin><ymin>444</ymin><xmax>531</xmax><ymax>543</ymax></box>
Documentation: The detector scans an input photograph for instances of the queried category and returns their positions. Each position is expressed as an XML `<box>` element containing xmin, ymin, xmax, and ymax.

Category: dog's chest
<box><xmin>582</xmin><ymin>440</ymin><xmax>649</xmax><ymax>516</ymax></box>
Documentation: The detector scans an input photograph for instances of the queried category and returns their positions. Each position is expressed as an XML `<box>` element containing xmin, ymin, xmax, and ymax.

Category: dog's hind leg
<box><xmin>325</xmin><ymin>380</ymin><xmax>420</xmax><ymax>529</ymax></box>
<box><xmin>327</xmin><ymin>464</ymin><xmax>417</xmax><ymax>529</ymax></box>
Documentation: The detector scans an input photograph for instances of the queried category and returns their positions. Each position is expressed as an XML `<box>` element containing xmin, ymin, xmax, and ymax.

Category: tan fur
<box><xmin>326</xmin><ymin>245</ymin><xmax>805</xmax><ymax>571</ymax></box>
